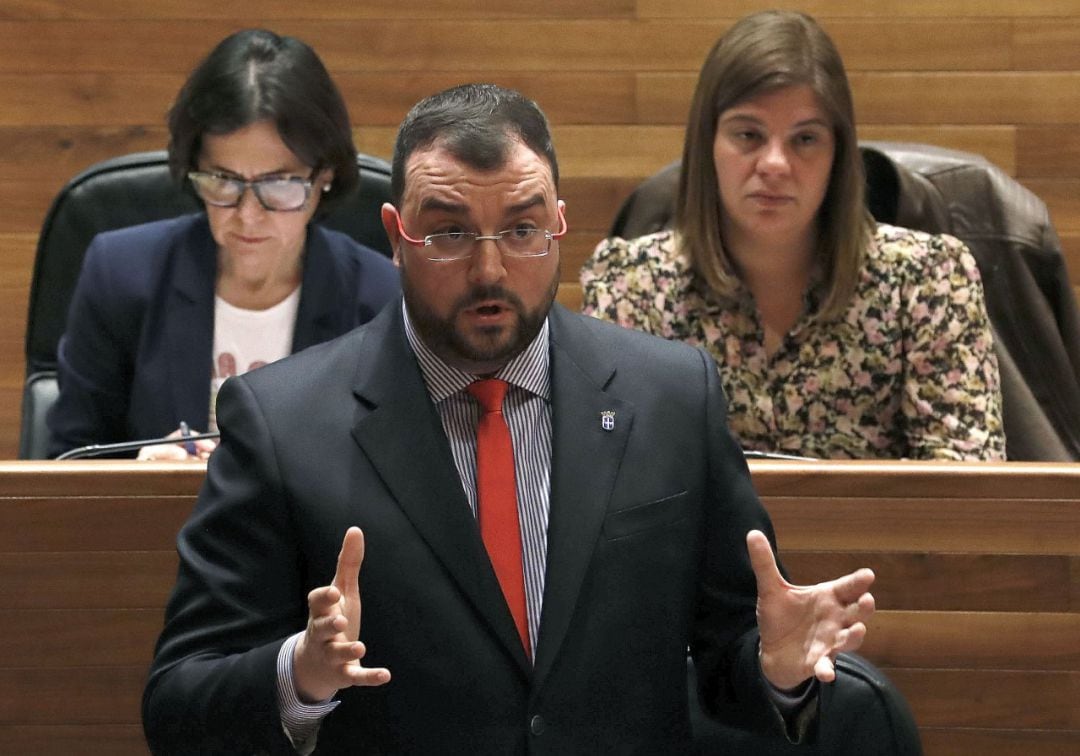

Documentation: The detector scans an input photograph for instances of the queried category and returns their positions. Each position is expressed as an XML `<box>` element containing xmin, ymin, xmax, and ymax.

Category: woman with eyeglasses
<box><xmin>580</xmin><ymin>10</ymin><xmax>1005</xmax><ymax>460</ymax></box>
<box><xmin>47</xmin><ymin>29</ymin><xmax>399</xmax><ymax>459</ymax></box>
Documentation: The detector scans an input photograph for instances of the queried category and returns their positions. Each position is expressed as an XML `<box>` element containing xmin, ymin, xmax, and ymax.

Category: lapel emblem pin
<box><xmin>600</xmin><ymin>410</ymin><xmax>616</xmax><ymax>432</ymax></box>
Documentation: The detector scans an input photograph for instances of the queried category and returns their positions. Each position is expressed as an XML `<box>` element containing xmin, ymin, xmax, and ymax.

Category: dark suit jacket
<box><xmin>47</xmin><ymin>213</ymin><xmax>400</xmax><ymax>457</ymax></box>
<box><xmin>142</xmin><ymin>302</ymin><xmax>783</xmax><ymax>754</ymax></box>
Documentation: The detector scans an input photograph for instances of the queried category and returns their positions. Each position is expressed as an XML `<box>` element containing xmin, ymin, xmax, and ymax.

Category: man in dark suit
<box><xmin>143</xmin><ymin>83</ymin><xmax>875</xmax><ymax>754</ymax></box>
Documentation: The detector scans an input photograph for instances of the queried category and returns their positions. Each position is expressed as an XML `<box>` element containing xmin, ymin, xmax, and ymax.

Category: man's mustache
<box><xmin>454</xmin><ymin>286</ymin><xmax>524</xmax><ymax>312</ymax></box>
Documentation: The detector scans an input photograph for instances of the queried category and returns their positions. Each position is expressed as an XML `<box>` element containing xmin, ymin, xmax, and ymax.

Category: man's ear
<box><xmin>381</xmin><ymin>203</ymin><xmax>402</xmax><ymax>267</ymax></box>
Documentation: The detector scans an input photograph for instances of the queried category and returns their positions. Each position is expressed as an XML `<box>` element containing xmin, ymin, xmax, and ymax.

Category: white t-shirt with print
<box><xmin>209</xmin><ymin>286</ymin><xmax>301</xmax><ymax>431</ymax></box>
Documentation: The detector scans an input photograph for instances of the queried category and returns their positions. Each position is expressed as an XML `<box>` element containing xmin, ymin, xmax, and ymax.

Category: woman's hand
<box><xmin>136</xmin><ymin>426</ymin><xmax>217</xmax><ymax>461</ymax></box>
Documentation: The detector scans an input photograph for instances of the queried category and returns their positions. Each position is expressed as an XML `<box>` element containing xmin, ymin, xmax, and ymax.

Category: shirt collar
<box><xmin>402</xmin><ymin>300</ymin><xmax>551</xmax><ymax>403</ymax></box>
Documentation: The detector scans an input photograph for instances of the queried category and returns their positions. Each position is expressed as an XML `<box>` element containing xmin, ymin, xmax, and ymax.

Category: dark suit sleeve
<box><xmin>142</xmin><ymin>375</ymin><xmax>307</xmax><ymax>755</ymax></box>
<box><xmin>47</xmin><ymin>233</ymin><xmax>140</xmax><ymax>456</ymax></box>
<box><xmin>688</xmin><ymin>346</ymin><xmax>790</xmax><ymax>734</ymax></box>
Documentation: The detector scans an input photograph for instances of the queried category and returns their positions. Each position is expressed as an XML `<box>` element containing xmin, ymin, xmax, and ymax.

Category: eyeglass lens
<box><xmin>189</xmin><ymin>173</ymin><xmax>311</xmax><ymax>211</ymax></box>
<box><xmin>429</xmin><ymin>228</ymin><xmax>549</xmax><ymax>258</ymax></box>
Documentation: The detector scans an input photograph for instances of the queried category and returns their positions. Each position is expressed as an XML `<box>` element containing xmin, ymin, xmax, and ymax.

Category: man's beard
<box><xmin>403</xmin><ymin>271</ymin><xmax>559</xmax><ymax>372</ymax></box>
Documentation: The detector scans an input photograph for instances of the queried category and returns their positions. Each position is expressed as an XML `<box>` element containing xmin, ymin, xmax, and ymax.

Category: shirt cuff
<box><xmin>758</xmin><ymin>651</ymin><xmax>818</xmax><ymax>743</ymax></box>
<box><xmin>277</xmin><ymin>632</ymin><xmax>340</xmax><ymax>754</ymax></box>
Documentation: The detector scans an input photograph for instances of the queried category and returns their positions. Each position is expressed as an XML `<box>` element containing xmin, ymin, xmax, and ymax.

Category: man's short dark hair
<box><xmin>168</xmin><ymin>29</ymin><xmax>358</xmax><ymax>212</ymax></box>
<box><xmin>390</xmin><ymin>83</ymin><xmax>559</xmax><ymax>205</ymax></box>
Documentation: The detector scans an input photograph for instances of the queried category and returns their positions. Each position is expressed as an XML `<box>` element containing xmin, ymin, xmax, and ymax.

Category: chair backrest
<box><xmin>688</xmin><ymin>653</ymin><xmax>922</xmax><ymax>755</ymax></box>
<box><xmin>19</xmin><ymin>150</ymin><xmax>394</xmax><ymax>459</ymax></box>
<box><xmin>607</xmin><ymin>143</ymin><xmax>1080</xmax><ymax>461</ymax></box>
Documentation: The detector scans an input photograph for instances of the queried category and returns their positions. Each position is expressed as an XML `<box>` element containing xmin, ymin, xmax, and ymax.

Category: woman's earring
<box><xmin>322</xmin><ymin>183</ymin><xmax>331</xmax><ymax>193</ymax></box>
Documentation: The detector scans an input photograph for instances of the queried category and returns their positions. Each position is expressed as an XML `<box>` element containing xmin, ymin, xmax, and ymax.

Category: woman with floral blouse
<box><xmin>581</xmin><ymin>10</ymin><xmax>1005</xmax><ymax>460</ymax></box>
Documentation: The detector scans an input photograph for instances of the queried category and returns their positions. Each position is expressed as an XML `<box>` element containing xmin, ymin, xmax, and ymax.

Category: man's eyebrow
<box><xmin>505</xmin><ymin>194</ymin><xmax>547</xmax><ymax>215</ymax></box>
<box><xmin>415</xmin><ymin>193</ymin><xmax>547</xmax><ymax>216</ymax></box>
<box><xmin>418</xmin><ymin>197</ymin><xmax>467</xmax><ymax>214</ymax></box>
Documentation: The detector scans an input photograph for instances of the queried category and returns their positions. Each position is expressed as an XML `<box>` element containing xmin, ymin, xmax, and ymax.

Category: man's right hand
<box><xmin>293</xmin><ymin>527</ymin><xmax>391</xmax><ymax>702</ymax></box>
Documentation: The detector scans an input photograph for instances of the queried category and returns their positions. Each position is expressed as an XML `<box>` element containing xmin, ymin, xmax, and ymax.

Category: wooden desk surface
<box><xmin>0</xmin><ymin>459</ymin><xmax>1077</xmax><ymax>754</ymax></box>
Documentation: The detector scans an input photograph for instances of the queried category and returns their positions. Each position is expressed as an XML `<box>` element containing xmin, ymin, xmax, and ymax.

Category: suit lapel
<box><xmin>533</xmin><ymin>306</ymin><xmax>633</xmax><ymax>686</ymax></box>
<box><xmin>349</xmin><ymin>306</ymin><xmax>532</xmax><ymax>674</ymax></box>
<box><xmin>165</xmin><ymin>218</ymin><xmax>216</xmax><ymax>431</ymax></box>
<box><xmin>292</xmin><ymin>226</ymin><xmax>342</xmax><ymax>352</ymax></box>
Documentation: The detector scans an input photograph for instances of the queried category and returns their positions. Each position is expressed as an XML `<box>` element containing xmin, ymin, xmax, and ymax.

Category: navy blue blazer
<box><xmin>47</xmin><ymin>213</ymin><xmax>400</xmax><ymax>457</ymax></box>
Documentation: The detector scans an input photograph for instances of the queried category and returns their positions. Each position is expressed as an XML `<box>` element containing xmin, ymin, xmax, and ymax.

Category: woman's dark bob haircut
<box><xmin>168</xmin><ymin>29</ymin><xmax>357</xmax><ymax>213</ymax></box>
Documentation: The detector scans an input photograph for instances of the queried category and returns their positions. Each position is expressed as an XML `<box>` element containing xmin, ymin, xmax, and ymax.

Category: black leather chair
<box><xmin>607</xmin><ymin>143</ymin><xmax>1080</xmax><ymax>461</ymax></box>
<box><xmin>20</xmin><ymin>150</ymin><xmax>394</xmax><ymax>459</ymax></box>
<box><xmin>689</xmin><ymin>654</ymin><xmax>922</xmax><ymax>755</ymax></box>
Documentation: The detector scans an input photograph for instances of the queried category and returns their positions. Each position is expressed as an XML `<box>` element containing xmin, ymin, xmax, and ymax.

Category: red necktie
<box><xmin>468</xmin><ymin>379</ymin><xmax>530</xmax><ymax>655</ymax></box>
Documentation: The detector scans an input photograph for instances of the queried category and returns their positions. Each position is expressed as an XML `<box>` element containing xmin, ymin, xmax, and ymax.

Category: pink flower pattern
<box><xmin>580</xmin><ymin>224</ymin><xmax>1005</xmax><ymax>460</ymax></box>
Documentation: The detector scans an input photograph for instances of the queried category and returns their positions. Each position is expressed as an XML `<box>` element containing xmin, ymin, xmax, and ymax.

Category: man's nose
<box><xmin>467</xmin><ymin>237</ymin><xmax>508</xmax><ymax>284</ymax></box>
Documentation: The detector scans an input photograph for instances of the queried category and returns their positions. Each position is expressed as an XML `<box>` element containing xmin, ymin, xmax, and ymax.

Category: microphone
<box><xmin>55</xmin><ymin>431</ymin><xmax>222</xmax><ymax>460</ymax></box>
<box><xmin>742</xmin><ymin>449</ymin><xmax>817</xmax><ymax>462</ymax></box>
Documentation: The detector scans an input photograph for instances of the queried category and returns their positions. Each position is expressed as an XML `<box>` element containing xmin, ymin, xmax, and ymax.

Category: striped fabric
<box><xmin>403</xmin><ymin>301</ymin><xmax>552</xmax><ymax>658</ymax></box>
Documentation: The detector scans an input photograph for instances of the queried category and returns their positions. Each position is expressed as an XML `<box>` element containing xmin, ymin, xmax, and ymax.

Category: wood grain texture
<box><xmin>919</xmin><ymin>728</ymin><xmax>1080</xmax><ymax>756</ymax></box>
<box><xmin>866</xmin><ymin>612</ymin><xmax>1080</xmax><ymax>671</ymax></box>
<box><xmin>1017</xmin><ymin>126</ymin><xmax>1080</xmax><ymax>179</ymax></box>
<box><xmin>887</xmin><ymin>669</ymin><xmax>1080</xmax><ymax>729</ymax></box>
<box><xmin>637</xmin><ymin>1</ymin><xmax>1080</xmax><ymax>17</ymax></box>
<box><xmin>0</xmin><ymin>725</ymin><xmax>146</xmax><ymax>756</ymax></box>
<box><xmin>0</xmin><ymin>460</ymin><xmax>1076</xmax><ymax>756</ymax></box>
<box><xmin>0</xmin><ymin>0</ymin><xmax>636</xmax><ymax>21</ymax></box>
<box><xmin>0</xmin><ymin>3</ymin><xmax>1075</xmax><ymax>465</ymax></box>
<box><xmin>779</xmin><ymin>552</ymin><xmax>1078</xmax><ymax>612</ymax></box>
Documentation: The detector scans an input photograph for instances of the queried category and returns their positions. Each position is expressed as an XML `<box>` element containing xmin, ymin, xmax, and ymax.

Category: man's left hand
<box><xmin>746</xmin><ymin>529</ymin><xmax>876</xmax><ymax>690</ymax></box>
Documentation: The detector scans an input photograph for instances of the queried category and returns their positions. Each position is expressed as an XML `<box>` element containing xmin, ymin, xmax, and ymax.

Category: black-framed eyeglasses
<box><xmin>395</xmin><ymin>204</ymin><xmax>568</xmax><ymax>262</ymax></box>
<box><xmin>187</xmin><ymin>171</ymin><xmax>317</xmax><ymax>212</ymax></box>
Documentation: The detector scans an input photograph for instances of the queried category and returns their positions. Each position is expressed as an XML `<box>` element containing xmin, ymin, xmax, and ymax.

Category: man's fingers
<box><xmin>839</xmin><ymin>591</ymin><xmax>875</xmax><ymax>625</ymax></box>
<box><xmin>308</xmin><ymin>612</ymin><xmax>350</xmax><ymax>639</ymax></box>
<box><xmin>322</xmin><ymin>639</ymin><xmax>368</xmax><ymax>665</ymax></box>
<box><xmin>836</xmin><ymin>622</ymin><xmax>867</xmax><ymax>653</ymax></box>
<box><xmin>855</xmin><ymin>591</ymin><xmax>876</xmax><ymax>621</ymax></box>
<box><xmin>332</xmin><ymin>527</ymin><xmax>364</xmax><ymax>596</ymax></box>
<box><xmin>308</xmin><ymin>584</ymin><xmax>343</xmax><ymax>613</ymax></box>
<box><xmin>834</xmin><ymin>568</ymin><xmax>876</xmax><ymax>603</ymax></box>
<box><xmin>745</xmin><ymin>530</ymin><xmax>784</xmax><ymax>593</ymax></box>
<box><xmin>813</xmin><ymin>652</ymin><xmax>837</xmax><ymax>683</ymax></box>
<box><xmin>342</xmin><ymin>663</ymin><xmax>392</xmax><ymax>688</ymax></box>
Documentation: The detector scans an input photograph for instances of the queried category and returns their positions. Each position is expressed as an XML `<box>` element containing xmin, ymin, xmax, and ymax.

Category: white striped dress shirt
<box><xmin>402</xmin><ymin>302</ymin><xmax>552</xmax><ymax>656</ymax></box>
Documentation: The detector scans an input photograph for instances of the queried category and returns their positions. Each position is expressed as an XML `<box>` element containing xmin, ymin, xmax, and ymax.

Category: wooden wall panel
<box><xmin>1013</xmin><ymin>21</ymin><xmax>1080</xmax><ymax>71</ymax></box>
<box><xmin>920</xmin><ymin>729</ymin><xmax>1080</xmax><ymax>756</ymax></box>
<box><xmin>3</xmin><ymin>726</ymin><xmax>145</xmax><ymax>756</ymax></box>
<box><xmin>0</xmin><ymin>2</ymin><xmax>1076</xmax><ymax>458</ymax></box>
<box><xmin>4</xmin><ymin>461</ymin><xmax>1077</xmax><ymax>754</ymax></box>
<box><xmin>1</xmin><ymin>0</ymin><xmax>636</xmax><ymax>22</ymax></box>
<box><xmin>852</xmin><ymin>73</ymin><xmax>1080</xmax><ymax>125</ymax></box>
<box><xmin>0</xmin><ymin>667</ymin><xmax>146</xmax><ymax>723</ymax></box>
<box><xmin>637</xmin><ymin>1</ymin><xmax>1080</xmax><ymax>17</ymax></box>
<box><xmin>780</xmin><ymin>552</ymin><xmax>1076</xmax><ymax>612</ymax></box>
<box><xmin>0</xmin><ymin>19</ymin><xmax>1036</xmax><ymax>74</ymax></box>
<box><xmin>1017</xmin><ymin>126</ymin><xmax>1080</xmax><ymax>179</ymax></box>
<box><xmin>1027</xmin><ymin>180</ymin><xmax>1080</xmax><ymax>232</ymax></box>
<box><xmin>890</xmin><ymin>669</ymin><xmax>1080</xmax><ymax>730</ymax></box>
<box><xmin>866</xmin><ymin>612</ymin><xmax>1080</xmax><ymax>671</ymax></box>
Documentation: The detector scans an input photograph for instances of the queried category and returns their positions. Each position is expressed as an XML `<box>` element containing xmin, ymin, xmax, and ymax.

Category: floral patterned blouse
<box><xmin>580</xmin><ymin>225</ymin><xmax>1005</xmax><ymax>460</ymax></box>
